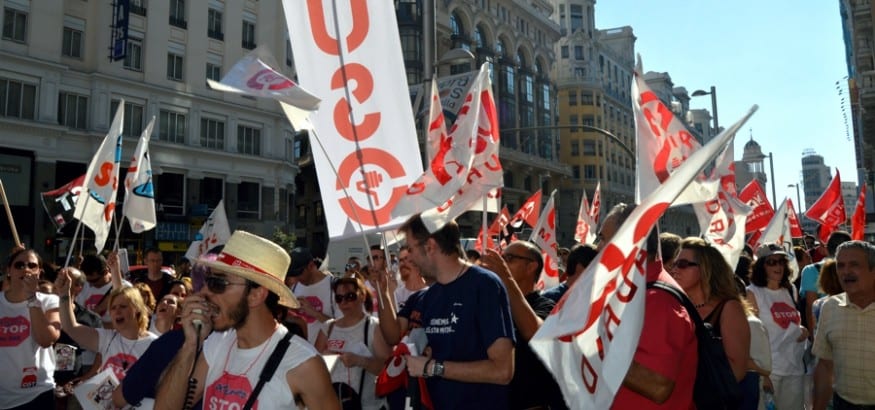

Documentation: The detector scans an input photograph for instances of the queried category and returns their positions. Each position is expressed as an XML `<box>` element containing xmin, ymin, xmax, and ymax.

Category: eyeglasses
<box><xmin>334</xmin><ymin>292</ymin><xmax>358</xmax><ymax>303</ymax></box>
<box><xmin>502</xmin><ymin>254</ymin><xmax>534</xmax><ymax>263</ymax></box>
<box><xmin>370</xmin><ymin>254</ymin><xmax>385</xmax><ymax>260</ymax></box>
<box><xmin>345</xmin><ymin>263</ymin><xmax>359</xmax><ymax>271</ymax></box>
<box><xmin>13</xmin><ymin>261</ymin><xmax>38</xmax><ymax>270</ymax></box>
<box><xmin>204</xmin><ymin>275</ymin><xmax>248</xmax><ymax>294</ymax></box>
<box><xmin>673</xmin><ymin>259</ymin><xmax>699</xmax><ymax>269</ymax></box>
<box><xmin>764</xmin><ymin>258</ymin><xmax>787</xmax><ymax>267</ymax></box>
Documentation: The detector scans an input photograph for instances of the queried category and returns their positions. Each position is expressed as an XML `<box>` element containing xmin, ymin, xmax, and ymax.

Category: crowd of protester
<box><xmin>1</xmin><ymin>207</ymin><xmax>873</xmax><ymax>410</ymax></box>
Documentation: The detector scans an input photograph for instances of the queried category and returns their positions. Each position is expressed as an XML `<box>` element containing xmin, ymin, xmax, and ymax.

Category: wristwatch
<box><xmin>26</xmin><ymin>295</ymin><xmax>40</xmax><ymax>309</ymax></box>
<box><xmin>432</xmin><ymin>361</ymin><xmax>445</xmax><ymax>378</ymax></box>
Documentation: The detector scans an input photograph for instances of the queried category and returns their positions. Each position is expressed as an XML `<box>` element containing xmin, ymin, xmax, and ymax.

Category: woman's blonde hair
<box><xmin>681</xmin><ymin>237</ymin><xmax>750</xmax><ymax>312</ymax></box>
<box><xmin>108</xmin><ymin>286</ymin><xmax>151</xmax><ymax>332</ymax></box>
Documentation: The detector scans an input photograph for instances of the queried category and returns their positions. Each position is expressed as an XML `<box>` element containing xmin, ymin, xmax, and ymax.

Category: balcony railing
<box><xmin>130</xmin><ymin>4</ymin><xmax>147</xmax><ymax>16</ymax></box>
<box><xmin>242</xmin><ymin>40</ymin><xmax>256</xmax><ymax>50</ymax></box>
<box><xmin>208</xmin><ymin>30</ymin><xmax>224</xmax><ymax>41</ymax></box>
<box><xmin>169</xmin><ymin>16</ymin><xmax>187</xmax><ymax>29</ymax></box>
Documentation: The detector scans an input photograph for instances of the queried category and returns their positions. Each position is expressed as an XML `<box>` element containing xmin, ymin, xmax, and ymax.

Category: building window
<box><xmin>242</xmin><ymin>20</ymin><xmax>256</xmax><ymax>49</ymax></box>
<box><xmin>208</xmin><ymin>9</ymin><xmax>223</xmax><ymax>40</ymax></box>
<box><xmin>571</xmin><ymin>140</ymin><xmax>579</xmax><ymax>156</ymax></box>
<box><xmin>159</xmin><ymin>110</ymin><xmax>186</xmax><ymax>143</ymax></box>
<box><xmin>0</xmin><ymin>78</ymin><xmax>36</xmax><ymax>119</ymax></box>
<box><xmin>200</xmin><ymin>118</ymin><xmax>225</xmax><ymax>150</ymax></box>
<box><xmin>569</xmin><ymin>114</ymin><xmax>578</xmax><ymax>132</ymax></box>
<box><xmin>200</xmin><ymin>177</ymin><xmax>224</xmax><ymax>209</ymax></box>
<box><xmin>575</xmin><ymin>46</ymin><xmax>584</xmax><ymax>60</ymax></box>
<box><xmin>206</xmin><ymin>63</ymin><xmax>221</xmax><ymax>81</ymax></box>
<box><xmin>58</xmin><ymin>92</ymin><xmax>88</xmax><ymax>129</ymax></box>
<box><xmin>111</xmin><ymin>100</ymin><xmax>145</xmax><ymax>137</ymax></box>
<box><xmin>573</xmin><ymin>165</ymin><xmax>580</xmax><ymax>179</ymax></box>
<box><xmin>237</xmin><ymin>181</ymin><xmax>260</xmax><ymax>219</ymax></box>
<box><xmin>574</xmin><ymin>67</ymin><xmax>585</xmax><ymax>78</ymax></box>
<box><xmin>581</xmin><ymin>91</ymin><xmax>594</xmax><ymax>105</ymax></box>
<box><xmin>124</xmin><ymin>38</ymin><xmax>143</xmax><ymax>71</ymax></box>
<box><xmin>166</xmin><ymin>53</ymin><xmax>184</xmax><ymax>81</ymax></box>
<box><xmin>130</xmin><ymin>0</ymin><xmax>147</xmax><ymax>16</ymax></box>
<box><xmin>584</xmin><ymin>164</ymin><xmax>596</xmax><ymax>181</ymax></box>
<box><xmin>169</xmin><ymin>0</ymin><xmax>187</xmax><ymax>28</ymax></box>
<box><xmin>237</xmin><ymin>125</ymin><xmax>261</xmax><ymax>155</ymax></box>
<box><xmin>62</xmin><ymin>27</ymin><xmax>83</xmax><ymax>58</ymax></box>
<box><xmin>570</xmin><ymin>5</ymin><xmax>583</xmax><ymax>32</ymax></box>
<box><xmin>583</xmin><ymin>140</ymin><xmax>596</xmax><ymax>155</ymax></box>
<box><xmin>2</xmin><ymin>8</ymin><xmax>27</xmax><ymax>43</ymax></box>
<box><xmin>561</xmin><ymin>46</ymin><xmax>568</xmax><ymax>59</ymax></box>
<box><xmin>156</xmin><ymin>173</ymin><xmax>185</xmax><ymax>216</ymax></box>
<box><xmin>568</xmin><ymin>92</ymin><xmax>577</xmax><ymax>106</ymax></box>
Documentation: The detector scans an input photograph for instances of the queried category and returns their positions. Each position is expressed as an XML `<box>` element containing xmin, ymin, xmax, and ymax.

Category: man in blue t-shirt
<box><xmin>399</xmin><ymin>214</ymin><xmax>515</xmax><ymax>410</ymax></box>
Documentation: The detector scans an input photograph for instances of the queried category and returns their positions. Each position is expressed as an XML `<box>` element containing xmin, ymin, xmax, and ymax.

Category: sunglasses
<box><xmin>13</xmin><ymin>261</ymin><xmax>39</xmax><ymax>270</ymax></box>
<box><xmin>764</xmin><ymin>258</ymin><xmax>787</xmax><ymax>267</ymax></box>
<box><xmin>345</xmin><ymin>263</ymin><xmax>359</xmax><ymax>271</ymax></box>
<box><xmin>334</xmin><ymin>292</ymin><xmax>358</xmax><ymax>303</ymax></box>
<box><xmin>674</xmin><ymin>259</ymin><xmax>699</xmax><ymax>269</ymax></box>
<box><xmin>204</xmin><ymin>275</ymin><xmax>248</xmax><ymax>294</ymax></box>
<box><xmin>502</xmin><ymin>254</ymin><xmax>534</xmax><ymax>263</ymax></box>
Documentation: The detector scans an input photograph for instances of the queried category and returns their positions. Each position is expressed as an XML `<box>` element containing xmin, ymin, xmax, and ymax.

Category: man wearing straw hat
<box><xmin>156</xmin><ymin>231</ymin><xmax>339</xmax><ymax>410</ymax></box>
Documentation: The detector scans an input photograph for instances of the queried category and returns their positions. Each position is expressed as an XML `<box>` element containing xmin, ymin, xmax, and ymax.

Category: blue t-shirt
<box><xmin>799</xmin><ymin>261</ymin><xmax>825</xmax><ymax>299</ymax></box>
<box><xmin>122</xmin><ymin>329</ymin><xmax>202</xmax><ymax>410</ymax></box>
<box><xmin>541</xmin><ymin>282</ymin><xmax>568</xmax><ymax>304</ymax></box>
<box><xmin>418</xmin><ymin>264</ymin><xmax>515</xmax><ymax>410</ymax></box>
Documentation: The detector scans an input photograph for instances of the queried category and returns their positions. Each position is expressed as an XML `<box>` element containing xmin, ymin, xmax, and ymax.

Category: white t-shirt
<box><xmin>0</xmin><ymin>292</ymin><xmax>59</xmax><ymax>408</ymax></box>
<box><xmin>202</xmin><ymin>327</ymin><xmax>318</xmax><ymax>410</ymax></box>
<box><xmin>394</xmin><ymin>285</ymin><xmax>428</xmax><ymax>311</ymax></box>
<box><xmin>747</xmin><ymin>285</ymin><xmax>806</xmax><ymax>376</ymax></box>
<box><xmin>325</xmin><ymin>316</ymin><xmax>385</xmax><ymax>410</ymax></box>
<box><xmin>95</xmin><ymin>328</ymin><xmax>157</xmax><ymax>382</ymax></box>
<box><xmin>292</xmin><ymin>274</ymin><xmax>336</xmax><ymax>345</ymax></box>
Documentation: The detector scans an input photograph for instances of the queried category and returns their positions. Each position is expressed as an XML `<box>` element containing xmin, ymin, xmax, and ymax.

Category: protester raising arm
<box><xmin>57</xmin><ymin>268</ymin><xmax>100</xmax><ymax>353</ymax></box>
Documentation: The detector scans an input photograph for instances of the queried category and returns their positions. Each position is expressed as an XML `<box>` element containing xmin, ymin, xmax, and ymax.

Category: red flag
<box><xmin>786</xmin><ymin>199</ymin><xmax>804</xmax><ymax>238</ymax></box>
<box><xmin>489</xmin><ymin>206</ymin><xmax>511</xmax><ymax>236</ymax></box>
<box><xmin>852</xmin><ymin>183</ymin><xmax>867</xmax><ymax>240</ymax></box>
<box><xmin>375</xmin><ymin>342</ymin><xmax>411</xmax><ymax>396</ymax></box>
<box><xmin>40</xmin><ymin>174</ymin><xmax>86</xmax><ymax>231</ymax></box>
<box><xmin>805</xmin><ymin>170</ymin><xmax>846</xmax><ymax>239</ymax></box>
<box><xmin>474</xmin><ymin>227</ymin><xmax>495</xmax><ymax>252</ymax></box>
<box><xmin>509</xmin><ymin>190</ymin><xmax>542</xmax><ymax>228</ymax></box>
<box><xmin>590</xmin><ymin>182</ymin><xmax>602</xmax><ymax>224</ymax></box>
<box><xmin>739</xmin><ymin>180</ymin><xmax>774</xmax><ymax>233</ymax></box>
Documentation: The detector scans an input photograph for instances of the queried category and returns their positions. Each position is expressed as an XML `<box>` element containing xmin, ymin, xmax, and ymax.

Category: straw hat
<box><xmin>199</xmin><ymin>231</ymin><xmax>299</xmax><ymax>308</ymax></box>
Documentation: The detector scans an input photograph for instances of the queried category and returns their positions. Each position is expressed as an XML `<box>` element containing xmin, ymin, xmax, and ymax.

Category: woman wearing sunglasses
<box><xmin>745</xmin><ymin>244</ymin><xmax>808</xmax><ymax>410</ymax></box>
<box><xmin>0</xmin><ymin>248</ymin><xmax>61</xmax><ymax>409</ymax></box>
<box><xmin>315</xmin><ymin>274</ymin><xmax>390</xmax><ymax>410</ymax></box>
<box><xmin>670</xmin><ymin>237</ymin><xmax>752</xmax><ymax>384</ymax></box>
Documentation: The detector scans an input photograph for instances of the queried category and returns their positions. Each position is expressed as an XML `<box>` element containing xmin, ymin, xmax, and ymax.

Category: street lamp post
<box><xmin>768</xmin><ymin>152</ymin><xmax>777</xmax><ymax>207</ymax></box>
<box><xmin>788</xmin><ymin>183</ymin><xmax>802</xmax><ymax>212</ymax></box>
<box><xmin>691</xmin><ymin>86</ymin><xmax>719</xmax><ymax>134</ymax></box>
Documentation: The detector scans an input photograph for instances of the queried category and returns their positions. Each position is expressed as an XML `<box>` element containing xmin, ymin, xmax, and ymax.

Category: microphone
<box><xmin>192</xmin><ymin>308</ymin><xmax>204</xmax><ymax>333</ymax></box>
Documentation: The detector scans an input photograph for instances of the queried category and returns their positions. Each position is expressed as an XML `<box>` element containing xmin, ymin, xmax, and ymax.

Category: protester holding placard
<box><xmin>0</xmin><ymin>248</ymin><xmax>61</xmax><ymax>409</ymax></box>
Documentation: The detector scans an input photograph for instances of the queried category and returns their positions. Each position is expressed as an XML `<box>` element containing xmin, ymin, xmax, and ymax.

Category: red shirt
<box><xmin>611</xmin><ymin>265</ymin><xmax>697</xmax><ymax>410</ymax></box>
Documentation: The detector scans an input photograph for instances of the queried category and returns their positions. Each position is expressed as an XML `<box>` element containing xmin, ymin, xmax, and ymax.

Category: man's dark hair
<box><xmin>565</xmin><ymin>243</ymin><xmax>598</xmax><ymax>277</ymax></box>
<box><xmin>80</xmin><ymin>253</ymin><xmax>107</xmax><ymax>276</ymax></box>
<box><xmin>144</xmin><ymin>248</ymin><xmax>162</xmax><ymax>257</ymax></box>
<box><xmin>826</xmin><ymin>230</ymin><xmax>852</xmax><ymax>257</ymax></box>
<box><xmin>465</xmin><ymin>249</ymin><xmax>481</xmax><ymax>261</ymax></box>
<box><xmin>399</xmin><ymin>214</ymin><xmax>464</xmax><ymax>257</ymax></box>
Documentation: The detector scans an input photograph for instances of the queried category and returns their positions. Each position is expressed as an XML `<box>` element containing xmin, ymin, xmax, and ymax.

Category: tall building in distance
<box><xmin>0</xmin><ymin>0</ymin><xmax>298</xmax><ymax>262</ymax></box>
<box><xmin>735</xmin><ymin>136</ymin><xmax>769</xmax><ymax>193</ymax></box>
<box><xmin>552</xmin><ymin>0</ymin><xmax>637</xmax><ymax>243</ymax></box>
<box><xmin>801</xmin><ymin>149</ymin><xmax>833</xmax><ymax>233</ymax></box>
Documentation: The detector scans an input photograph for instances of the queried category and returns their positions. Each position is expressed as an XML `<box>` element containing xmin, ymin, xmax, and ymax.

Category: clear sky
<box><xmin>595</xmin><ymin>1</ymin><xmax>855</xmax><ymax>211</ymax></box>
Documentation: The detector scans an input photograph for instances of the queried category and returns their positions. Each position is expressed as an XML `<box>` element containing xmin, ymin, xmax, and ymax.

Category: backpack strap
<box><xmin>647</xmin><ymin>281</ymin><xmax>707</xmax><ymax>335</ymax></box>
<box><xmin>359</xmin><ymin>318</ymin><xmax>370</xmax><ymax>397</ymax></box>
<box><xmin>242</xmin><ymin>328</ymin><xmax>294</xmax><ymax>410</ymax></box>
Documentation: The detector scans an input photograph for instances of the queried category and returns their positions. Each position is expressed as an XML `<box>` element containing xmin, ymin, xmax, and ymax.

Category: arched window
<box><xmin>474</xmin><ymin>26</ymin><xmax>484</xmax><ymax>49</ymax></box>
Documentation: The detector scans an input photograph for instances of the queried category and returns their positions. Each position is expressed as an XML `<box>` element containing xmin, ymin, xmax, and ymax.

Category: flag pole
<box><xmin>65</xmin><ymin>195</ymin><xmax>91</xmax><ymax>267</ymax></box>
<box><xmin>481</xmin><ymin>196</ymin><xmax>488</xmax><ymax>252</ymax></box>
<box><xmin>0</xmin><ymin>178</ymin><xmax>21</xmax><ymax>248</ymax></box>
<box><xmin>112</xmin><ymin>209</ymin><xmax>122</xmax><ymax>252</ymax></box>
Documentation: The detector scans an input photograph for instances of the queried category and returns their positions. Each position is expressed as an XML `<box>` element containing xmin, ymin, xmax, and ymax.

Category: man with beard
<box><xmin>399</xmin><ymin>214</ymin><xmax>514</xmax><ymax>410</ymax></box>
<box><xmin>156</xmin><ymin>231</ymin><xmax>338</xmax><ymax>410</ymax></box>
<box><xmin>394</xmin><ymin>246</ymin><xmax>427</xmax><ymax>310</ymax></box>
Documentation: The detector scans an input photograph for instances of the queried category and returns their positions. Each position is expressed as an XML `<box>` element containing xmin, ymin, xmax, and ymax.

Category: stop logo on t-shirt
<box><xmin>207</xmin><ymin>373</ymin><xmax>256</xmax><ymax>410</ymax></box>
<box><xmin>0</xmin><ymin>316</ymin><xmax>30</xmax><ymax>347</ymax></box>
<box><xmin>770</xmin><ymin>302</ymin><xmax>800</xmax><ymax>329</ymax></box>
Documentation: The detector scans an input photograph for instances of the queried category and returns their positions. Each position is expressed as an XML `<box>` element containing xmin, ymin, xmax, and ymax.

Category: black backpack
<box><xmin>647</xmin><ymin>281</ymin><xmax>742</xmax><ymax>410</ymax></box>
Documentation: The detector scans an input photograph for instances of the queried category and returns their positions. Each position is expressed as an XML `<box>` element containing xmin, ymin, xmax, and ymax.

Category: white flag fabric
<box><xmin>754</xmin><ymin>198</ymin><xmax>800</xmax><ymax>279</ymax></box>
<box><xmin>206</xmin><ymin>49</ymin><xmax>321</xmax><ymax>111</ymax></box>
<box><xmin>74</xmin><ymin>102</ymin><xmax>124</xmax><ymax>251</ymax></box>
<box><xmin>575</xmin><ymin>189</ymin><xmax>597</xmax><ymax>244</ymax></box>
<box><xmin>284</xmin><ymin>0</ymin><xmax>423</xmax><ymax>239</ymax></box>
<box><xmin>123</xmin><ymin>117</ymin><xmax>157</xmax><ymax>233</ymax></box>
<box><xmin>530</xmin><ymin>189</ymin><xmax>561</xmax><ymax>290</ymax></box>
<box><xmin>633</xmin><ymin>57</ymin><xmax>717</xmax><ymax>204</ymax></box>
<box><xmin>531</xmin><ymin>105</ymin><xmax>757</xmax><ymax>409</ymax></box>
<box><xmin>391</xmin><ymin>78</ymin><xmax>474</xmax><ymax>217</ymax></box>
<box><xmin>590</xmin><ymin>181</ymin><xmax>602</xmax><ymax>224</ymax></box>
<box><xmin>692</xmin><ymin>141</ymin><xmax>751</xmax><ymax>268</ymax></box>
<box><xmin>185</xmin><ymin>199</ymin><xmax>232</xmax><ymax>261</ymax></box>
<box><xmin>418</xmin><ymin>65</ymin><xmax>503</xmax><ymax>233</ymax></box>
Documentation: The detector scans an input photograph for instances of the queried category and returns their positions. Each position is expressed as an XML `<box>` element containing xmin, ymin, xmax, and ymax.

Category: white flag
<box><xmin>590</xmin><ymin>181</ymin><xmax>602</xmax><ymax>224</ymax></box>
<box><xmin>530</xmin><ymin>189</ymin><xmax>561</xmax><ymax>290</ymax></box>
<box><xmin>755</xmin><ymin>198</ymin><xmax>800</xmax><ymax>278</ymax></box>
<box><xmin>185</xmin><ymin>199</ymin><xmax>232</xmax><ymax>261</ymax></box>
<box><xmin>531</xmin><ymin>105</ymin><xmax>757</xmax><ymax>409</ymax></box>
<box><xmin>574</xmin><ymin>189</ymin><xmax>597</xmax><ymax>245</ymax></box>
<box><xmin>419</xmin><ymin>65</ymin><xmax>503</xmax><ymax>233</ymax></box>
<box><xmin>74</xmin><ymin>102</ymin><xmax>124</xmax><ymax>251</ymax></box>
<box><xmin>123</xmin><ymin>117</ymin><xmax>156</xmax><ymax>233</ymax></box>
<box><xmin>392</xmin><ymin>77</ymin><xmax>475</xmax><ymax>217</ymax></box>
<box><xmin>206</xmin><ymin>49</ymin><xmax>320</xmax><ymax>111</ymax></box>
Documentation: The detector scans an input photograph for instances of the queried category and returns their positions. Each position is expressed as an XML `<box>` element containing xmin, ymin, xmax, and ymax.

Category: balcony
<box><xmin>169</xmin><ymin>16</ymin><xmax>187</xmax><ymax>29</ymax></box>
<box><xmin>130</xmin><ymin>4</ymin><xmax>147</xmax><ymax>16</ymax></box>
<box><xmin>242</xmin><ymin>40</ymin><xmax>256</xmax><ymax>50</ymax></box>
<box><xmin>208</xmin><ymin>30</ymin><xmax>224</xmax><ymax>41</ymax></box>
